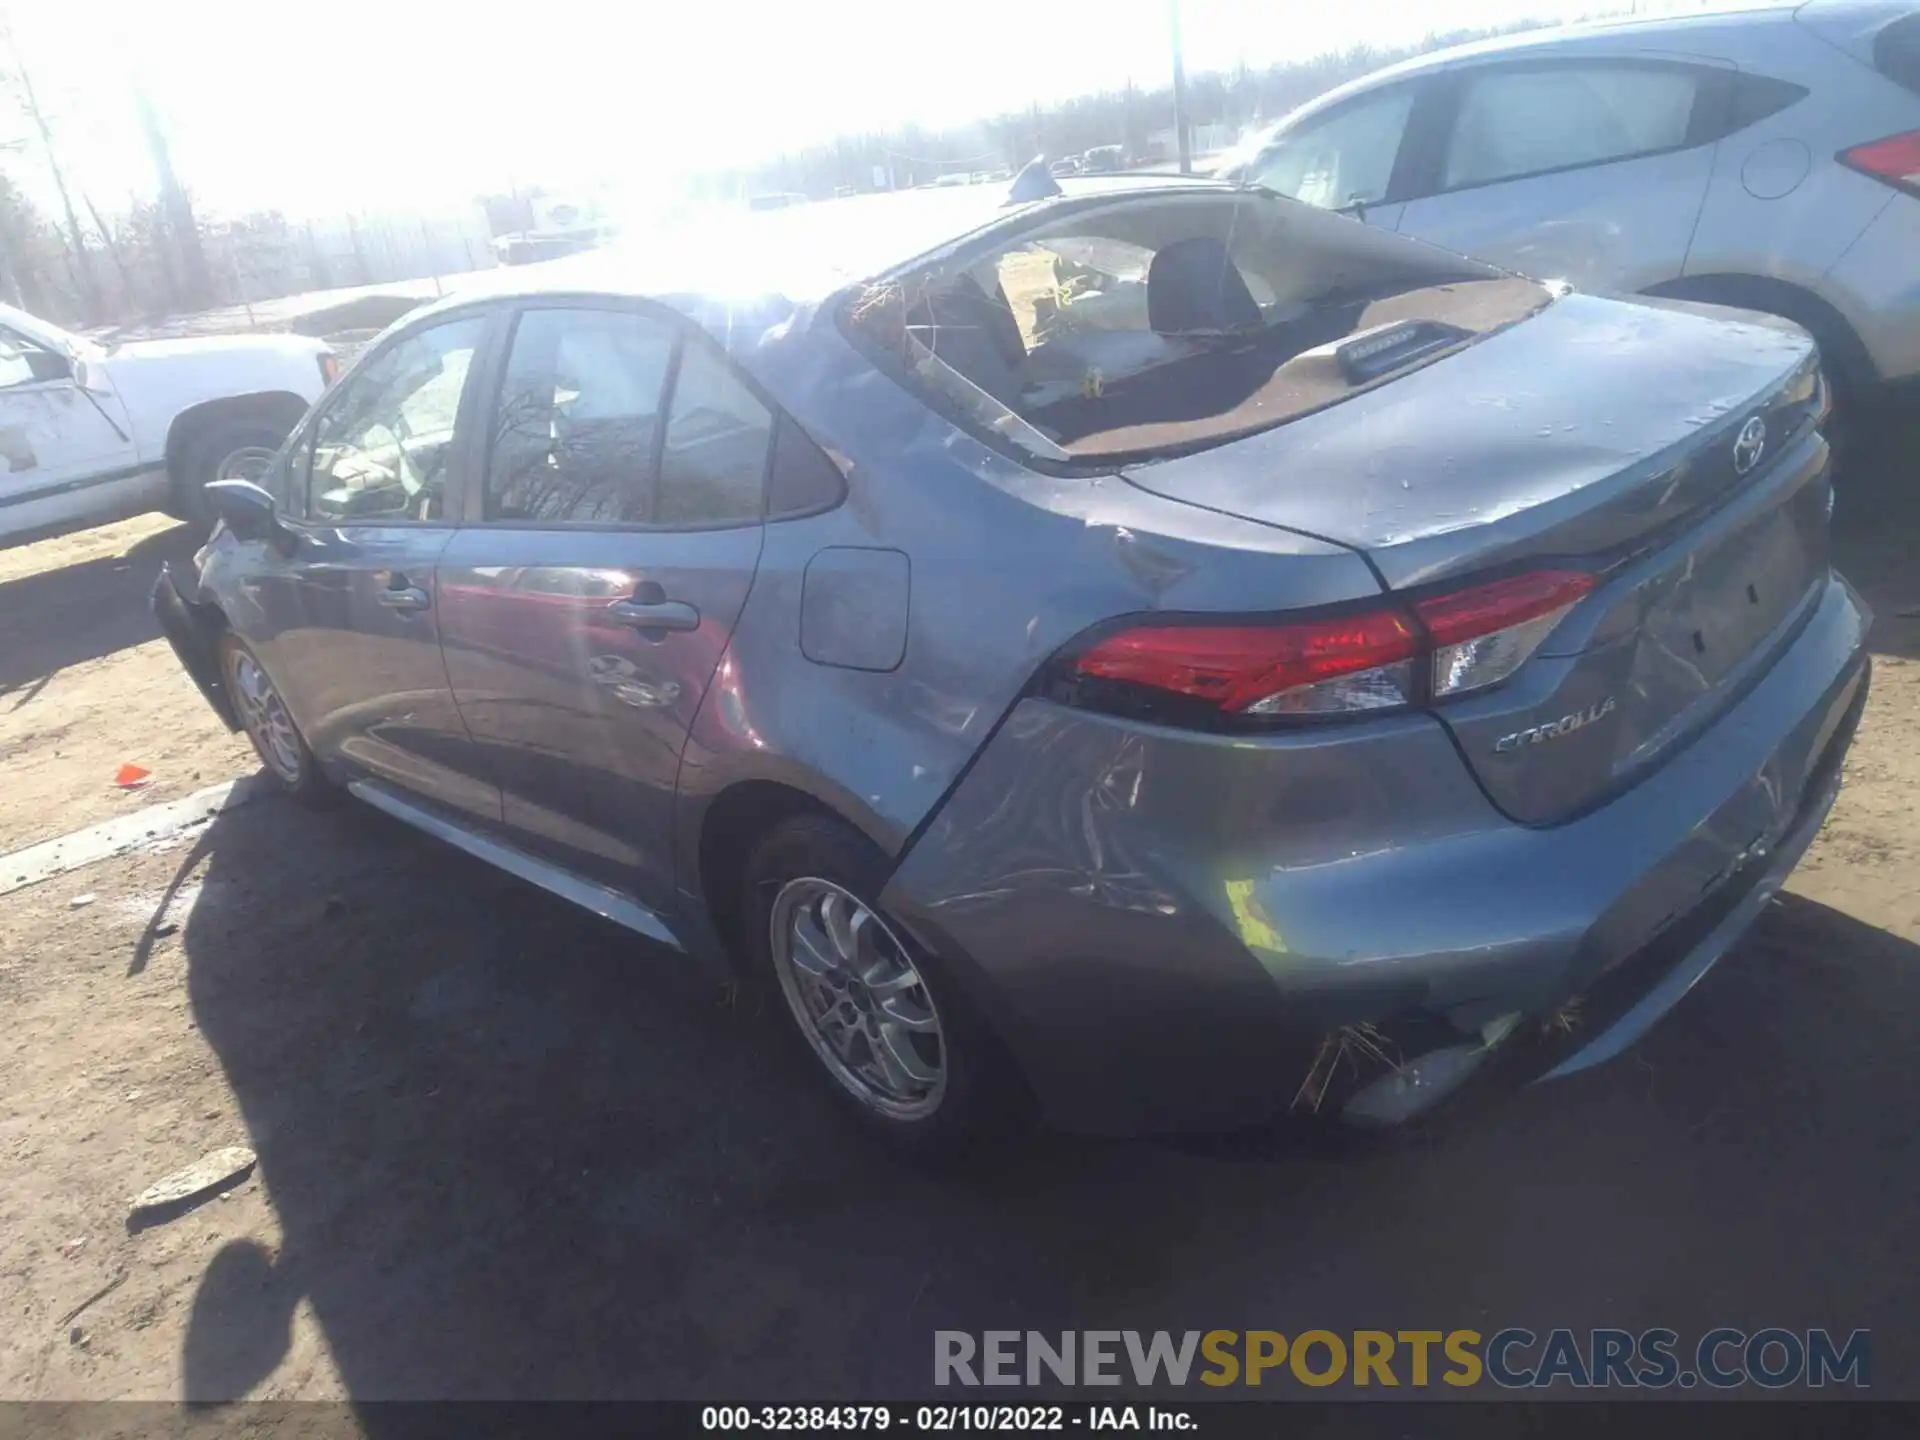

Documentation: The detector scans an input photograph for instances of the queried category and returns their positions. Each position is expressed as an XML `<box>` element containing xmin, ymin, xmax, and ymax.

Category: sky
<box><xmin>0</xmin><ymin>0</ymin><xmax>1686</xmax><ymax>221</ymax></box>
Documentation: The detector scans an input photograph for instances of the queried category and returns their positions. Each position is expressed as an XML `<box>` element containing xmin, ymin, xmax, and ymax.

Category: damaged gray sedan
<box><xmin>154</xmin><ymin>176</ymin><xmax>1867</xmax><ymax>1154</ymax></box>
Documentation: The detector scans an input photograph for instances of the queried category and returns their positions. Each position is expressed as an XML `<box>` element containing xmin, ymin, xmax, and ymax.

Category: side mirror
<box><xmin>204</xmin><ymin>479</ymin><xmax>296</xmax><ymax>556</ymax></box>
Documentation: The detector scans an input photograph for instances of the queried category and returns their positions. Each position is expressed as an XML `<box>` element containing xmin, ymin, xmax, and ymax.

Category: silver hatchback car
<box><xmin>1216</xmin><ymin>1</ymin><xmax>1920</xmax><ymax>422</ymax></box>
<box><xmin>156</xmin><ymin>178</ymin><xmax>1868</xmax><ymax>1155</ymax></box>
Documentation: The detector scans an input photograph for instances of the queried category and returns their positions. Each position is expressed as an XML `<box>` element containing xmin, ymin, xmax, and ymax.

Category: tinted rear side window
<box><xmin>766</xmin><ymin>415</ymin><xmax>846</xmax><ymax>519</ymax></box>
<box><xmin>655</xmin><ymin>342</ymin><xmax>774</xmax><ymax>526</ymax></box>
<box><xmin>488</xmin><ymin>307</ymin><xmax>678</xmax><ymax>524</ymax></box>
<box><xmin>1726</xmin><ymin>73</ymin><xmax>1810</xmax><ymax>131</ymax></box>
<box><xmin>1878</xmin><ymin>14</ymin><xmax>1920</xmax><ymax>95</ymax></box>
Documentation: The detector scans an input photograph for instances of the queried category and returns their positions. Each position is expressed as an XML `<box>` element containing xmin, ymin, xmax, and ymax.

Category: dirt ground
<box><xmin>0</xmin><ymin>422</ymin><xmax>1916</xmax><ymax>1407</ymax></box>
<box><xmin>0</xmin><ymin>516</ymin><xmax>254</xmax><ymax>853</ymax></box>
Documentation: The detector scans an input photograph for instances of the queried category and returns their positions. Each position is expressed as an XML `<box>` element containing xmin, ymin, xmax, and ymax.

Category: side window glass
<box><xmin>766</xmin><ymin>416</ymin><xmax>846</xmax><ymax>519</ymax></box>
<box><xmin>267</xmin><ymin>426</ymin><xmax>312</xmax><ymax>514</ymax></box>
<box><xmin>0</xmin><ymin>326</ymin><xmax>66</xmax><ymax>388</ymax></box>
<box><xmin>486</xmin><ymin>308</ymin><xmax>677</xmax><ymax>524</ymax></box>
<box><xmin>656</xmin><ymin>341</ymin><xmax>773</xmax><ymax>526</ymax></box>
<box><xmin>1252</xmin><ymin>88</ymin><xmax>1416</xmax><ymax>210</ymax></box>
<box><xmin>307</xmin><ymin>316</ymin><xmax>483</xmax><ymax>523</ymax></box>
<box><xmin>1443</xmin><ymin>66</ymin><xmax>1700</xmax><ymax>190</ymax></box>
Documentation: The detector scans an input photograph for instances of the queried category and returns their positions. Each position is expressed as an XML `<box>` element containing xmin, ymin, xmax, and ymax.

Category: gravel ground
<box><xmin>0</xmin><ymin>421</ymin><xmax>1915</xmax><ymax>1407</ymax></box>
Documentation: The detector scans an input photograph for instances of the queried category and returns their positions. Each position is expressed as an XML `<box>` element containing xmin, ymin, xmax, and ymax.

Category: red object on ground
<box><xmin>113</xmin><ymin>764</ymin><xmax>152</xmax><ymax>789</ymax></box>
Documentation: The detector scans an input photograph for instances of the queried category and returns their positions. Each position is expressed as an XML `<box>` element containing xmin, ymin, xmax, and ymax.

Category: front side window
<box><xmin>1442</xmin><ymin>64</ymin><xmax>1701</xmax><ymax>191</ymax></box>
<box><xmin>1251</xmin><ymin>88</ymin><xmax>1417</xmax><ymax>210</ymax></box>
<box><xmin>486</xmin><ymin>306</ymin><xmax>772</xmax><ymax>528</ymax></box>
<box><xmin>0</xmin><ymin>325</ymin><xmax>68</xmax><ymax>389</ymax></box>
<box><xmin>306</xmin><ymin>315</ymin><xmax>484</xmax><ymax>523</ymax></box>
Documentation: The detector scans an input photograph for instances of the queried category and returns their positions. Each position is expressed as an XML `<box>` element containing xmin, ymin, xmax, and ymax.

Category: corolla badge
<box><xmin>1494</xmin><ymin>696</ymin><xmax>1617</xmax><ymax>754</ymax></box>
<box><xmin>1732</xmin><ymin>415</ymin><xmax>1768</xmax><ymax>477</ymax></box>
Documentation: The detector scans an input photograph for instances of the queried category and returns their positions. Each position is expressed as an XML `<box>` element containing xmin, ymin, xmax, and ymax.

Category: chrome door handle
<box><xmin>606</xmin><ymin>597</ymin><xmax>700</xmax><ymax>632</ymax></box>
<box><xmin>377</xmin><ymin>585</ymin><xmax>431</xmax><ymax>612</ymax></box>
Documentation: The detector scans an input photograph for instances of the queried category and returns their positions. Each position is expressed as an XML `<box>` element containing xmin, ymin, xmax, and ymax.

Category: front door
<box><xmin>436</xmin><ymin>302</ymin><xmax>771</xmax><ymax>910</ymax></box>
<box><xmin>261</xmin><ymin>310</ymin><xmax>500</xmax><ymax>824</ymax></box>
<box><xmin>0</xmin><ymin>323</ymin><xmax>141</xmax><ymax>539</ymax></box>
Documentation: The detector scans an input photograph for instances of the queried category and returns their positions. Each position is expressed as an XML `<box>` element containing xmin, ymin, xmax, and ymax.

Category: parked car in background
<box><xmin>1080</xmin><ymin>144</ymin><xmax>1126</xmax><ymax>173</ymax></box>
<box><xmin>1216</xmin><ymin>1</ymin><xmax>1920</xmax><ymax>429</ymax></box>
<box><xmin>157</xmin><ymin>178</ymin><xmax>1863</xmax><ymax>1156</ymax></box>
<box><xmin>0</xmin><ymin>300</ymin><xmax>336</xmax><ymax>545</ymax></box>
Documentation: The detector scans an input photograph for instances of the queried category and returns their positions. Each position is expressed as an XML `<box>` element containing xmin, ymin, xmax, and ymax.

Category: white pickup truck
<box><xmin>0</xmin><ymin>300</ymin><xmax>336</xmax><ymax>545</ymax></box>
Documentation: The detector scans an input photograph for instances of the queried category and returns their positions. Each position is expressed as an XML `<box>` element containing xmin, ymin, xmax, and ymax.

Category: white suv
<box><xmin>1218</xmin><ymin>1</ymin><xmax>1920</xmax><ymax>419</ymax></box>
<box><xmin>0</xmin><ymin>301</ymin><xmax>337</xmax><ymax>545</ymax></box>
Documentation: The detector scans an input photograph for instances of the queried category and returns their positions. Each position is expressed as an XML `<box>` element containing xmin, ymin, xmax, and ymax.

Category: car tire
<box><xmin>174</xmin><ymin>417</ymin><xmax>295</xmax><ymax>529</ymax></box>
<box><xmin>217</xmin><ymin>634</ymin><xmax>333</xmax><ymax>804</ymax></box>
<box><xmin>743</xmin><ymin>813</ymin><xmax>1031</xmax><ymax>1159</ymax></box>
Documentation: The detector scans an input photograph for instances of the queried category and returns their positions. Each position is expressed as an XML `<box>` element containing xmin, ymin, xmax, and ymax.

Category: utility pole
<box><xmin>1170</xmin><ymin>0</ymin><xmax>1192</xmax><ymax>175</ymax></box>
<box><xmin>0</xmin><ymin>14</ymin><xmax>98</xmax><ymax>318</ymax></box>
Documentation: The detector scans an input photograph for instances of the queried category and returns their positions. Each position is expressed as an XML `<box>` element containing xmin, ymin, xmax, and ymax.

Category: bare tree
<box><xmin>134</xmin><ymin>86</ymin><xmax>212</xmax><ymax>308</ymax></box>
<box><xmin>0</xmin><ymin>11</ymin><xmax>99</xmax><ymax>319</ymax></box>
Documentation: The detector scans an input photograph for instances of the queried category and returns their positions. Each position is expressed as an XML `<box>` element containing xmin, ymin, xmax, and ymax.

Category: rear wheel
<box><xmin>219</xmin><ymin>634</ymin><xmax>332</xmax><ymax>803</ymax></box>
<box><xmin>175</xmin><ymin>417</ymin><xmax>295</xmax><ymax>528</ymax></box>
<box><xmin>744</xmin><ymin>814</ymin><xmax>1030</xmax><ymax>1158</ymax></box>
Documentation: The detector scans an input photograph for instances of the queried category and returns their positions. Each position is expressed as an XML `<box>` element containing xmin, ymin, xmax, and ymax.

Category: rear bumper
<box><xmin>151</xmin><ymin>562</ymin><xmax>240</xmax><ymax>732</ymax></box>
<box><xmin>883</xmin><ymin>573</ymin><xmax>1872</xmax><ymax>1136</ymax></box>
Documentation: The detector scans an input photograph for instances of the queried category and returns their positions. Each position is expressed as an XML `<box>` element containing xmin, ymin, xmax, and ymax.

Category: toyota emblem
<box><xmin>1732</xmin><ymin>416</ymin><xmax>1768</xmax><ymax>476</ymax></box>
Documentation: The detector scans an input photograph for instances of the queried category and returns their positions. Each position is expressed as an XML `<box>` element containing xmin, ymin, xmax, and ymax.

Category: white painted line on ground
<box><xmin>0</xmin><ymin>775</ymin><xmax>272</xmax><ymax>898</ymax></box>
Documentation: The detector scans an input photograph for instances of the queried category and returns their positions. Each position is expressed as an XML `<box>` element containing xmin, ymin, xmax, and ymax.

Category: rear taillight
<box><xmin>1839</xmin><ymin>130</ymin><xmax>1920</xmax><ymax>197</ymax></box>
<box><xmin>1075</xmin><ymin>611</ymin><xmax>1419</xmax><ymax>716</ymax></box>
<box><xmin>319</xmin><ymin>351</ymin><xmax>341</xmax><ymax>386</ymax></box>
<box><xmin>1066</xmin><ymin>568</ymin><xmax>1594</xmax><ymax>721</ymax></box>
<box><xmin>1416</xmin><ymin>569</ymin><xmax>1595</xmax><ymax>697</ymax></box>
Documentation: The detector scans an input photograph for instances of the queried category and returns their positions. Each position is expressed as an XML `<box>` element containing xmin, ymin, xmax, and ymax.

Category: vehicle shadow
<box><xmin>0</xmin><ymin>523</ymin><xmax>201</xmax><ymax>706</ymax></box>
<box><xmin>162</xmin><ymin>796</ymin><xmax>1920</xmax><ymax>1407</ymax></box>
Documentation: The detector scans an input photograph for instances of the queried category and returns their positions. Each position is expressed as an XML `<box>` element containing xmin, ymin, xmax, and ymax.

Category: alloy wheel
<box><xmin>226</xmin><ymin>649</ymin><xmax>304</xmax><ymax>783</ymax></box>
<box><xmin>768</xmin><ymin>877</ymin><xmax>947</xmax><ymax>1120</ymax></box>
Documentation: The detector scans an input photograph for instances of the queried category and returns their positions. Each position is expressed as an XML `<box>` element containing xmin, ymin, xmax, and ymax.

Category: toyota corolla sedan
<box><xmin>154</xmin><ymin>176</ymin><xmax>1869</xmax><ymax>1155</ymax></box>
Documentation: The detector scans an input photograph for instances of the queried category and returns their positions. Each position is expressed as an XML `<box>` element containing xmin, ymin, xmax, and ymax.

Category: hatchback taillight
<box><xmin>1066</xmin><ymin>568</ymin><xmax>1595</xmax><ymax>721</ymax></box>
<box><xmin>1839</xmin><ymin>130</ymin><xmax>1920</xmax><ymax>197</ymax></box>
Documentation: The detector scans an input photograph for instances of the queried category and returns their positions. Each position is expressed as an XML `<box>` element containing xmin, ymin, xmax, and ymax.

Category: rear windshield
<box><xmin>1877</xmin><ymin>13</ymin><xmax>1920</xmax><ymax>95</ymax></box>
<box><xmin>841</xmin><ymin>190</ymin><xmax>1549</xmax><ymax>467</ymax></box>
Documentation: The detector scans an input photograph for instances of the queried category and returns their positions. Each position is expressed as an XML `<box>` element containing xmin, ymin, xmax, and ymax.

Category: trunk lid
<box><xmin>1122</xmin><ymin>292</ymin><xmax>1831</xmax><ymax>824</ymax></box>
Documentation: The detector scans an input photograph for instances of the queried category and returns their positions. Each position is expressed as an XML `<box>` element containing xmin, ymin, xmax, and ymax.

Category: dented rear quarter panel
<box><xmin>670</xmin><ymin>317</ymin><xmax>1386</xmax><ymax>906</ymax></box>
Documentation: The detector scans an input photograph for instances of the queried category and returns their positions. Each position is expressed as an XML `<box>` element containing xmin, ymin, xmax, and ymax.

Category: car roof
<box><xmin>426</xmin><ymin>174</ymin><xmax>1226</xmax><ymax>355</ymax></box>
<box><xmin>1240</xmin><ymin>1</ymin><xmax>1807</xmax><ymax>147</ymax></box>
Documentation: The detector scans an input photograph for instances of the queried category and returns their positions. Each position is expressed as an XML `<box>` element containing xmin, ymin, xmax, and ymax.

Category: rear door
<box><xmin>436</xmin><ymin>301</ymin><xmax>771</xmax><ymax>911</ymax></box>
<box><xmin>1393</xmin><ymin>57</ymin><xmax>1729</xmax><ymax>290</ymax></box>
<box><xmin>263</xmin><ymin>310</ymin><xmax>500</xmax><ymax>823</ymax></box>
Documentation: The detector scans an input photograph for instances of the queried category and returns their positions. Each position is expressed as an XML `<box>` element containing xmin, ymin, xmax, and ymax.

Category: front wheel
<box><xmin>744</xmin><ymin>814</ymin><xmax>1030</xmax><ymax>1158</ymax></box>
<box><xmin>218</xmin><ymin>634</ymin><xmax>332</xmax><ymax>803</ymax></box>
<box><xmin>175</xmin><ymin>417</ymin><xmax>295</xmax><ymax>528</ymax></box>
